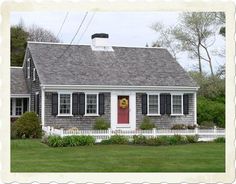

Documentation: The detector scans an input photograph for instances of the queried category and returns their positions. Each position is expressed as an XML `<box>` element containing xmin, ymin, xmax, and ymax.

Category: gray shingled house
<box><xmin>10</xmin><ymin>33</ymin><xmax>199</xmax><ymax>130</ymax></box>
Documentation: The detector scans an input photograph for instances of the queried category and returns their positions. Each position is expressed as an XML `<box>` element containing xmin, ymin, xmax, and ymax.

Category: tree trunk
<box><xmin>197</xmin><ymin>44</ymin><xmax>202</xmax><ymax>74</ymax></box>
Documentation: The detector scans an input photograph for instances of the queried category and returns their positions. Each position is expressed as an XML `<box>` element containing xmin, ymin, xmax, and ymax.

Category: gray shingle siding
<box><xmin>44</xmin><ymin>92</ymin><xmax>110</xmax><ymax>129</ymax></box>
<box><xmin>22</xmin><ymin>49</ymin><xmax>42</xmax><ymax>117</ymax></box>
<box><xmin>136</xmin><ymin>93</ymin><xmax>195</xmax><ymax>129</ymax></box>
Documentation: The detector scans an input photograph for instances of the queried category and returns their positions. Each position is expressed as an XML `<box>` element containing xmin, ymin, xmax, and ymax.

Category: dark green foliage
<box><xmin>189</xmin><ymin>72</ymin><xmax>225</xmax><ymax>101</ymax></box>
<box><xmin>46</xmin><ymin>135</ymin><xmax>95</xmax><ymax>147</ymax></box>
<box><xmin>140</xmin><ymin>116</ymin><xmax>156</xmax><ymax>130</ymax></box>
<box><xmin>13</xmin><ymin>112</ymin><xmax>42</xmax><ymax>139</ymax></box>
<box><xmin>171</xmin><ymin>124</ymin><xmax>187</xmax><ymax>130</ymax></box>
<box><xmin>186</xmin><ymin>135</ymin><xmax>199</xmax><ymax>143</ymax></box>
<box><xmin>93</xmin><ymin>117</ymin><xmax>109</xmax><ymax>130</ymax></box>
<box><xmin>198</xmin><ymin>121</ymin><xmax>215</xmax><ymax>129</ymax></box>
<box><xmin>109</xmin><ymin>135</ymin><xmax>129</xmax><ymax>144</ymax></box>
<box><xmin>47</xmin><ymin>136</ymin><xmax>64</xmax><ymax>147</ymax></box>
<box><xmin>132</xmin><ymin>135</ymin><xmax>147</xmax><ymax>144</ymax></box>
<box><xmin>214</xmin><ymin>137</ymin><xmax>225</xmax><ymax>143</ymax></box>
<box><xmin>169</xmin><ymin>135</ymin><xmax>188</xmax><ymax>145</ymax></box>
<box><xmin>100</xmin><ymin>139</ymin><xmax>112</xmax><ymax>145</ymax></box>
<box><xmin>11</xmin><ymin>25</ymin><xmax>28</xmax><ymax>66</ymax></box>
<box><xmin>101</xmin><ymin>135</ymin><xmax>129</xmax><ymax>144</ymax></box>
<box><xmin>187</xmin><ymin>125</ymin><xmax>197</xmax><ymax>129</ymax></box>
<box><xmin>11</xmin><ymin>123</ymin><xmax>18</xmax><ymax>139</ymax></box>
<box><xmin>197</xmin><ymin>97</ymin><xmax>225</xmax><ymax>128</ymax></box>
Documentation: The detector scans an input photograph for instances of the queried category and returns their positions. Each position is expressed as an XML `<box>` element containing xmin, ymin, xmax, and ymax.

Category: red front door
<box><xmin>118</xmin><ymin>96</ymin><xmax>129</xmax><ymax>124</ymax></box>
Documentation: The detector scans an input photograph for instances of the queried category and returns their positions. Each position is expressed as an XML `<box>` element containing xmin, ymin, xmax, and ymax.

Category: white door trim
<box><xmin>110</xmin><ymin>92</ymin><xmax>136</xmax><ymax>130</ymax></box>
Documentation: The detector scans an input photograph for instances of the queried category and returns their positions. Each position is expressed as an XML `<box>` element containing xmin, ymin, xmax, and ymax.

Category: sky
<box><xmin>10</xmin><ymin>11</ymin><xmax>225</xmax><ymax>73</ymax></box>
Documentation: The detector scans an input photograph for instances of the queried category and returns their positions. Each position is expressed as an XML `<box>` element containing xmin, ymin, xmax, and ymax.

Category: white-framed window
<box><xmin>27</xmin><ymin>58</ymin><xmax>31</xmax><ymax>79</ymax></box>
<box><xmin>172</xmin><ymin>94</ymin><xmax>183</xmax><ymax>115</ymax></box>
<box><xmin>11</xmin><ymin>98</ymin><xmax>24</xmax><ymax>117</ymax></box>
<box><xmin>33</xmin><ymin>68</ymin><xmax>36</xmax><ymax>81</ymax></box>
<box><xmin>86</xmin><ymin>93</ymin><xmax>98</xmax><ymax>115</ymax></box>
<box><xmin>147</xmin><ymin>94</ymin><xmax>160</xmax><ymax>115</ymax></box>
<box><xmin>58</xmin><ymin>93</ymin><xmax>72</xmax><ymax>116</ymax></box>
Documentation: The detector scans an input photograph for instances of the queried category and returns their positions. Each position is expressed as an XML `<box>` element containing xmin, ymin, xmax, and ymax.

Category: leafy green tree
<box><xmin>10</xmin><ymin>24</ymin><xmax>28</xmax><ymax>66</ymax></box>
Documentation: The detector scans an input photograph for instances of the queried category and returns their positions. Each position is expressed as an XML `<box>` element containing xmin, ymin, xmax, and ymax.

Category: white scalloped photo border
<box><xmin>0</xmin><ymin>0</ymin><xmax>235</xmax><ymax>183</ymax></box>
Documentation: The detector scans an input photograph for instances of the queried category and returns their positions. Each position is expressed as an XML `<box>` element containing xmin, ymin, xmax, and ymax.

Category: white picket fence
<box><xmin>42</xmin><ymin>126</ymin><xmax>225</xmax><ymax>142</ymax></box>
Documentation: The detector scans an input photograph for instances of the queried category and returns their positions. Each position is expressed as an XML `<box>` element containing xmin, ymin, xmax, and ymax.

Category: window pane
<box><xmin>15</xmin><ymin>99</ymin><xmax>22</xmax><ymax>115</ymax></box>
<box><xmin>87</xmin><ymin>94</ymin><xmax>97</xmax><ymax>114</ymax></box>
<box><xmin>173</xmin><ymin>95</ymin><xmax>182</xmax><ymax>114</ymax></box>
<box><xmin>149</xmin><ymin>95</ymin><xmax>158</xmax><ymax>114</ymax></box>
<box><xmin>60</xmin><ymin>94</ymin><xmax>71</xmax><ymax>114</ymax></box>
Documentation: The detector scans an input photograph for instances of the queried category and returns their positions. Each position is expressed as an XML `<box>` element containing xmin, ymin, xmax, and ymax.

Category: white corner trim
<box><xmin>194</xmin><ymin>92</ymin><xmax>198</xmax><ymax>125</ymax></box>
<box><xmin>41</xmin><ymin>88</ymin><xmax>45</xmax><ymax>126</ymax></box>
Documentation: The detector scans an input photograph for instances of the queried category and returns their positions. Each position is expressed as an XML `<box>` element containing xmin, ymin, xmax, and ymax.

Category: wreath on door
<box><xmin>119</xmin><ymin>98</ymin><xmax>128</xmax><ymax>109</ymax></box>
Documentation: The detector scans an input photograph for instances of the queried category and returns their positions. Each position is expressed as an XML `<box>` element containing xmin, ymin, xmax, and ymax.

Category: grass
<box><xmin>11</xmin><ymin>139</ymin><xmax>225</xmax><ymax>172</ymax></box>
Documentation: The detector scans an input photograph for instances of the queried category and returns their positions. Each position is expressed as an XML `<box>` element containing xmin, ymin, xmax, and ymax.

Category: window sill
<box><xmin>11</xmin><ymin>115</ymin><xmax>21</xmax><ymax>118</ymax></box>
<box><xmin>171</xmin><ymin>114</ymin><xmax>184</xmax><ymax>116</ymax></box>
<box><xmin>84</xmin><ymin>114</ymin><xmax>99</xmax><ymax>117</ymax></box>
<box><xmin>147</xmin><ymin>114</ymin><xmax>161</xmax><ymax>116</ymax></box>
<box><xmin>57</xmin><ymin>114</ymin><xmax>73</xmax><ymax>117</ymax></box>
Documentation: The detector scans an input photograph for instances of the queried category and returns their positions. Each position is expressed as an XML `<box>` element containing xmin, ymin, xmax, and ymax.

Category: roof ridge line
<box><xmin>27</xmin><ymin>41</ymin><xmax>167</xmax><ymax>49</ymax></box>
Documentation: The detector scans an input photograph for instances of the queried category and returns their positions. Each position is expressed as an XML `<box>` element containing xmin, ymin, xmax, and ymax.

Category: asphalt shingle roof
<box><xmin>11</xmin><ymin>68</ymin><xmax>29</xmax><ymax>94</ymax></box>
<box><xmin>28</xmin><ymin>42</ymin><xmax>197</xmax><ymax>87</ymax></box>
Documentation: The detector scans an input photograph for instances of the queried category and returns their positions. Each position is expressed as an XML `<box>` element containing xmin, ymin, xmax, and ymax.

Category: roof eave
<box><xmin>41</xmin><ymin>84</ymin><xmax>199</xmax><ymax>92</ymax></box>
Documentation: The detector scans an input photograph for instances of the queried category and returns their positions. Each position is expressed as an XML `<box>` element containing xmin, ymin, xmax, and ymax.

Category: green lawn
<box><xmin>11</xmin><ymin>139</ymin><xmax>225</xmax><ymax>172</ymax></box>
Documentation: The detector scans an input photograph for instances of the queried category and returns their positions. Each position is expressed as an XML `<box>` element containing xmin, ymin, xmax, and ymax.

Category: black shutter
<box><xmin>23</xmin><ymin>98</ymin><xmax>28</xmax><ymax>113</ymax></box>
<box><xmin>166</xmin><ymin>94</ymin><xmax>171</xmax><ymax>115</ymax></box>
<box><xmin>52</xmin><ymin>93</ymin><xmax>58</xmax><ymax>116</ymax></box>
<box><xmin>36</xmin><ymin>94</ymin><xmax>40</xmax><ymax>115</ymax></box>
<box><xmin>183</xmin><ymin>94</ymin><xmax>189</xmax><ymax>115</ymax></box>
<box><xmin>99</xmin><ymin>93</ymin><xmax>105</xmax><ymax>115</ymax></box>
<box><xmin>141</xmin><ymin>93</ymin><xmax>147</xmax><ymax>115</ymax></box>
<box><xmin>160</xmin><ymin>94</ymin><xmax>166</xmax><ymax>115</ymax></box>
<box><xmin>72</xmin><ymin>93</ymin><xmax>79</xmax><ymax>115</ymax></box>
<box><xmin>79</xmin><ymin>93</ymin><xmax>85</xmax><ymax>116</ymax></box>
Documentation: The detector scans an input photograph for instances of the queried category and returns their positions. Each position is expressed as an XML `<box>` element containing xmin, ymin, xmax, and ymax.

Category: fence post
<box><xmin>153</xmin><ymin>128</ymin><xmax>156</xmax><ymax>138</ymax></box>
<box><xmin>108</xmin><ymin>128</ymin><xmax>111</xmax><ymax>138</ymax></box>
<box><xmin>60</xmin><ymin>128</ymin><xmax>64</xmax><ymax>137</ymax></box>
<box><xmin>195</xmin><ymin>127</ymin><xmax>198</xmax><ymax>135</ymax></box>
<box><xmin>51</xmin><ymin>127</ymin><xmax>54</xmax><ymax>135</ymax></box>
<box><xmin>214</xmin><ymin>126</ymin><xmax>217</xmax><ymax>138</ymax></box>
<box><xmin>47</xmin><ymin>126</ymin><xmax>50</xmax><ymax>134</ymax></box>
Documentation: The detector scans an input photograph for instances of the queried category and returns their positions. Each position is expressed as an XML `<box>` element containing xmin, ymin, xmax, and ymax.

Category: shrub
<box><xmin>100</xmin><ymin>139</ymin><xmax>112</xmax><ymax>144</ymax></box>
<box><xmin>186</xmin><ymin>135</ymin><xmax>199</xmax><ymax>143</ymax></box>
<box><xmin>13</xmin><ymin>112</ymin><xmax>42</xmax><ymax>139</ymax></box>
<box><xmin>93</xmin><ymin>117</ymin><xmax>110</xmax><ymax>130</ymax></box>
<box><xmin>187</xmin><ymin>125</ymin><xmax>197</xmax><ymax>129</ymax></box>
<box><xmin>140</xmin><ymin>116</ymin><xmax>156</xmax><ymax>130</ymax></box>
<box><xmin>110</xmin><ymin>135</ymin><xmax>129</xmax><ymax>144</ymax></box>
<box><xmin>155</xmin><ymin>136</ymin><xmax>170</xmax><ymax>146</ymax></box>
<box><xmin>197</xmin><ymin>97</ymin><xmax>225</xmax><ymax>128</ymax></box>
<box><xmin>46</xmin><ymin>135</ymin><xmax>95</xmax><ymax>147</ymax></box>
<box><xmin>47</xmin><ymin>136</ymin><xmax>64</xmax><ymax>147</ymax></box>
<box><xmin>214</xmin><ymin>137</ymin><xmax>225</xmax><ymax>143</ymax></box>
<box><xmin>171</xmin><ymin>124</ymin><xmax>187</xmax><ymax>130</ymax></box>
<box><xmin>133</xmin><ymin>135</ymin><xmax>147</xmax><ymax>144</ymax></box>
<box><xmin>198</xmin><ymin>121</ymin><xmax>215</xmax><ymax>129</ymax></box>
<box><xmin>145</xmin><ymin>137</ymin><xmax>159</xmax><ymax>146</ymax></box>
<box><xmin>77</xmin><ymin>135</ymin><xmax>95</xmax><ymax>146</ymax></box>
